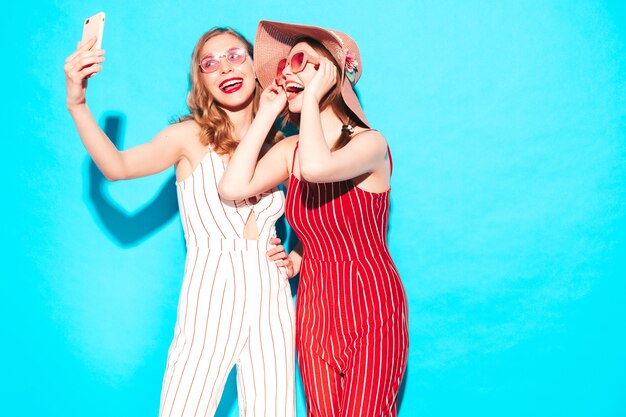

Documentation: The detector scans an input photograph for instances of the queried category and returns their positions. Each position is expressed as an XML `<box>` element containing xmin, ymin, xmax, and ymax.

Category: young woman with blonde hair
<box><xmin>65</xmin><ymin>27</ymin><xmax>295</xmax><ymax>417</ymax></box>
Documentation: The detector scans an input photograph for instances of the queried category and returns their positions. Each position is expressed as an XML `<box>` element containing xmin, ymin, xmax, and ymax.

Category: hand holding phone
<box><xmin>82</xmin><ymin>12</ymin><xmax>105</xmax><ymax>50</ymax></box>
<box><xmin>64</xmin><ymin>12</ymin><xmax>106</xmax><ymax>108</ymax></box>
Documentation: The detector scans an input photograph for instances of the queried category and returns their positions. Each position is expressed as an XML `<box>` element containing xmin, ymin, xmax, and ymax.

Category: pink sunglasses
<box><xmin>275</xmin><ymin>51</ymin><xmax>319</xmax><ymax>86</ymax></box>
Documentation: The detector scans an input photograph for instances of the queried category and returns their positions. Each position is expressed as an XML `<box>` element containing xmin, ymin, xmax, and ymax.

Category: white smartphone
<box><xmin>82</xmin><ymin>12</ymin><xmax>106</xmax><ymax>49</ymax></box>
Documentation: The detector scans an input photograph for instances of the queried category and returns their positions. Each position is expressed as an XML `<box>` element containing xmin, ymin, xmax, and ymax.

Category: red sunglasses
<box><xmin>275</xmin><ymin>52</ymin><xmax>320</xmax><ymax>86</ymax></box>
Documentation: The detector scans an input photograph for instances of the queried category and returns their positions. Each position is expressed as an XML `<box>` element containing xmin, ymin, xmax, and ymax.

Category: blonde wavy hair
<box><xmin>180</xmin><ymin>27</ymin><xmax>280</xmax><ymax>155</ymax></box>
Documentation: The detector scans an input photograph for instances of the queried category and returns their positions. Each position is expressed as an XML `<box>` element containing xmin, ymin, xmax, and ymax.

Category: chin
<box><xmin>288</xmin><ymin>100</ymin><xmax>303</xmax><ymax>114</ymax></box>
<box><xmin>217</xmin><ymin>88</ymin><xmax>255</xmax><ymax>111</ymax></box>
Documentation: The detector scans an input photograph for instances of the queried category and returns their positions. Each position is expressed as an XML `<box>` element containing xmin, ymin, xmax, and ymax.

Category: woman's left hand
<box><xmin>267</xmin><ymin>237</ymin><xmax>295</xmax><ymax>278</ymax></box>
<box><xmin>304</xmin><ymin>57</ymin><xmax>337</xmax><ymax>104</ymax></box>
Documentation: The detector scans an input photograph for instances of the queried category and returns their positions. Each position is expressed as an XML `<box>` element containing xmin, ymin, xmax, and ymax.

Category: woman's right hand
<box><xmin>303</xmin><ymin>57</ymin><xmax>336</xmax><ymax>105</ymax></box>
<box><xmin>267</xmin><ymin>237</ymin><xmax>299</xmax><ymax>278</ymax></box>
<box><xmin>258</xmin><ymin>79</ymin><xmax>287</xmax><ymax>118</ymax></box>
<box><xmin>64</xmin><ymin>37</ymin><xmax>105</xmax><ymax>110</ymax></box>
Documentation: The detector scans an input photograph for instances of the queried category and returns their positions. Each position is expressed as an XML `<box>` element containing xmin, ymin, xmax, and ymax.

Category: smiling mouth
<box><xmin>219</xmin><ymin>77</ymin><xmax>243</xmax><ymax>93</ymax></box>
<box><xmin>284</xmin><ymin>81</ymin><xmax>304</xmax><ymax>100</ymax></box>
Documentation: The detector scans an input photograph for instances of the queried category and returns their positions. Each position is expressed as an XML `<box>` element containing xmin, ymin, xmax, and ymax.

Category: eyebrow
<box><xmin>201</xmin><ymin>46</ymin><xmax>245</xmax><ymax>58</ymax></box>
<box><xmin>288</xmin><ymin>49</ymin><xmax>317</xmax><ymax>58</ymax></box>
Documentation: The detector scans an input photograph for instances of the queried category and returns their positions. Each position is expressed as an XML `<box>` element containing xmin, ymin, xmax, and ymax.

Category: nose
<box><xmin>277</xmin><ymin>70</ymin><xmax>288</xmax><ymax>85</ymax></box>
<box><xmin>219</xmin><ymin>56</ymin><xmax>234</xmax><ymax>74</ymax></box>
<box><xmin>282</xmin><ymin>63</ymin><xmax>293</xmax><ymax>77</ymax></box>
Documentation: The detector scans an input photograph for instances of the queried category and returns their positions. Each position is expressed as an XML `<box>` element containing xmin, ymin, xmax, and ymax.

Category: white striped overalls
<box><xmin>159</xmin><ymin>149</ymin><xmax>295</xmax><ymax>417</ymax></box>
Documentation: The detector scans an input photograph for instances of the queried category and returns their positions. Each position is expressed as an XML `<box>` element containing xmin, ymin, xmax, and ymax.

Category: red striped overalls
<box><xmin>286</xmin><ymin>142</ymin><xmax>408</xmax><ymax>416</ymax></box>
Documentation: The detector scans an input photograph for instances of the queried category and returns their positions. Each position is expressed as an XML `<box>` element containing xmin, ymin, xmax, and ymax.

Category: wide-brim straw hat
<box><xmin>254</xmin><ymin>20</ymin><xmax>369</xmax><ymax>127</ymax></box>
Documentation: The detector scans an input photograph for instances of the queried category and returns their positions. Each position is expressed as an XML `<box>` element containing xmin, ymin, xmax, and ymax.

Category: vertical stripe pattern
<box><xmin>285</xmin><ymin>144</ymin><xmax>408</xmax><ymax>417</ymax></box>
<box><xmin>160</xmin><ymin>149</ymin><xmax>295</xmax><ymax>417</ymax></box>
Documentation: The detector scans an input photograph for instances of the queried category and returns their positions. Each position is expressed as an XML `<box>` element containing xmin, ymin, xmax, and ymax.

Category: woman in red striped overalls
<box><xmin>219</xmin><ymin>20</ymin><xmax>408</xmax><ymax>416</ymax></box>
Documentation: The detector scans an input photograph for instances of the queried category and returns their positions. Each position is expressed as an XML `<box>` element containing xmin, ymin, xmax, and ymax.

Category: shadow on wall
<box><xmin>83</xmin><ymin>112</ymin><xmax>242</xmax><ymax>415</ymax></box>
<box><xmin>83</xmin><ymin>113</ymin><xmax>179</xmax><ymax>247</ymax></box>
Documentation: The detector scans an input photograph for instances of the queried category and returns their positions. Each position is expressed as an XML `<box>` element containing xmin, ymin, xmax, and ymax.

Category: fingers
<box><xmin>271</xmin><ymin>78</ymin><xmax>286</xmax><ymax>93</ymax></box>
<box><xmin>283</xmin><ymin>261</ymin><xmax>295</xmax><ymax>279</ymax></box>
<box><xmin>82</xmin><ymin>64</ymin><xmax>103</xmax><ymax>79</ymax></box>
<box><xmin>67</xmin><ymin>37</ymin><xmax>99</xmax><ymax>63</ymax></box>
<box><xmin>65</xmin><ymin>48</ymin><xmax>105</xmax><ymax>71</ymax></box>
<box><xmin>266</xmin><ymin>79</ymin><xmax>280</xmax><ymax>93</ymax></box>
<box><xmin>267</xmin><ymin>246</ymin><xmax>286</xmax><ymax>261</ymax></box>
<box><xmin>267</xmin><ymin>237</ymin><xmax>294</xmax><ymax>277</ymax></box>
<box><xmin>259</xmin><ymin>80</ymin><xmax>287</xmax><ymax>117</ymax></box>
<box><xmin>267</xmin><ymin>251</ymin><xmax>289</xmax><ymax>261</ymax></box>
<box><xmin>267</xmin><ymin>238</ymin><xmax>289</xmax><ymax>262</ymax></box>
<box><xmin>64</xmin><ymin>49</ymin><xmax>105</xmax><ymax>81</ymax></box>
<box><xmin>263</xmin><ymin>86</ymin><xmax>280</xmax><ymax>98</ymax></box>
<box><xmin>275</xmin><ymin>259</ymin><xmax>294</xmax><ymax>278</ymax></box>
<box><xmin>262</xmin><ymin>81</ymin><xmax>287</xmax><ymax>104</ymax></box>
<box><xmin>305</xmin><ymin>57</ymin><xmax>337</xmax><ymax>103</ymax></box>
<box><xmin>65</xmin><ymin>59</ymin><xmax>105</xmax><ymax>82</ymax></box>
<box><xmin>318</xmin><ymin>57</ymin><xmax>337</xmax><ymax>83</ymax></box>
<box><xmin>78</xmin><ymin>36</ymin><xmax>97</xmax><ymax>50</ymax></box>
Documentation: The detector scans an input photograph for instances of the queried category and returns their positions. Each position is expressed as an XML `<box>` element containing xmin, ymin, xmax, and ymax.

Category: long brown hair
<box><xmin>283</xmin><ymin>38</ymin><xmax>367</xmax><ymax>151</ymax></box>
<box><xmin>180</xmin><ymin>27</ymin><xmax>280</xmax><ymax>155</ymax></box>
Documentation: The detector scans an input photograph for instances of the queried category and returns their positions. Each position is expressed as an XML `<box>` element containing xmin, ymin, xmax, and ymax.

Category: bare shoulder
<box><xmin>160</xmin><ymin>119</ymin><xmax>200</xmax><ymax>140</ymax></box>
<box><xmin>349</xmin><ymin>128</ymin><xmax>388</xmax><ymax>154</ymax></box>
<box><xmin>352</xmin><ymin>128</ymin><xmax>387</xmax><ymax>143</ymax></box>
<box><xmin>275</xmin><ymin>135</ymin><xmax>299</xmax><ymax>173</ymax></box>
<box><xmin>157</xmin><ymin>119</ymin><xmax>203</xmax><ymax>153</ymax></box>
<box><xmin>272</xmin><ymin>134</ymin><xmax>299</xmax><ymax>154</ymax></box>
<box><xmin>282</xmin><ymin>134</ymin><xmax>300</xmax><ymax>147</ymax></box>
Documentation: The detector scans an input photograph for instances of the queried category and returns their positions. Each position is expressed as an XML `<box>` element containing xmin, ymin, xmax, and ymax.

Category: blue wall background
<box><xmin>2</xmin><ymin>1</ymin><xmax>625</xmax><ymax>416</ymax></box>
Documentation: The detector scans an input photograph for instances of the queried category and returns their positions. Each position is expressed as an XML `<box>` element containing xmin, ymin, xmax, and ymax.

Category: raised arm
<box><xmin>218</xmin><ymin>82</ymin><xmax>291</xmax><ymax>200</ymax></box>
<box><xmin>298</xmin><ymin>58</ymin><xmax>388</xmax><ymax>183</ymax></box>
<box><xmin>65</xmin><ymin>37</ymin><xmax>183</xmax><ymax>181</ymax></box>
